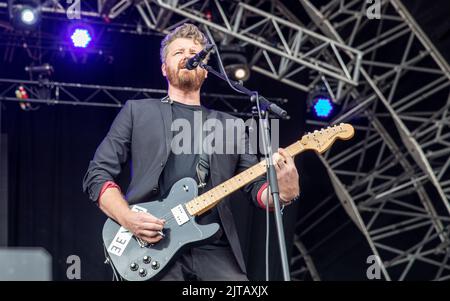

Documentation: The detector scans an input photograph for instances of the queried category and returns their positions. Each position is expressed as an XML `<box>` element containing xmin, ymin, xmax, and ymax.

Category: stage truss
<box><xmin>297</xmin><ymin>0</ymin><xmax>450</xmax><ymax>281</ymax></box>
<box><xmin>0</xmin><ymin>0</ymin><xmax>449</xmax><ymax>280</ymax></box>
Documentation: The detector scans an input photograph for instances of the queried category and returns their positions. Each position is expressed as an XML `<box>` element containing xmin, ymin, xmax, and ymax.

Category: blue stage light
<box><xmin>313</xmin><ymin>97</ymin><xmax>334</xmax><ymax>118</ymax></box>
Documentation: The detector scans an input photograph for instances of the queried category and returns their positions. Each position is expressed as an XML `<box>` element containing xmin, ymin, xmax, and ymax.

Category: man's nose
<box><xmin>180</xmin><ymin>56</ymin><xmax>189</xmax><ymax>65</ymax></box>
<box><xmin>181</xmin><ymin>53</ymin><xmax>192</xmax><ymax>62</ymax></box>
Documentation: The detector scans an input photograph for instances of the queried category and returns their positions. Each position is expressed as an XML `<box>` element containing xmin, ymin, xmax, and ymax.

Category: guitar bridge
<box><xmin>136</xmin><ymin>237</ymin><xmax>149</xmax><ymax>248</ymax></box>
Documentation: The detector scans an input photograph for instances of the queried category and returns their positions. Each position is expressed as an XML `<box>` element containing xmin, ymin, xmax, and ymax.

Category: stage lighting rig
<box><xmin>220</xmin><ymin>45</ymin><xmax>251</xmax><ymax>82</ymax></box>
<box><xmin>307</xmin><ymin>84</ymin><xmax>339</xmax><ymax>120</ymax></box>
<box><xmin>8</xmin><ymin>0</ymin><xmax>41</xmax><ymax>31</ymax></box>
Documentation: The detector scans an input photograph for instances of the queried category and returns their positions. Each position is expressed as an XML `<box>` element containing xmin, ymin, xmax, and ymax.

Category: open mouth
<box><xmin>178</xmin><ymin>67</ymin><xmax>193</xmax><ymax>72</ymax></box>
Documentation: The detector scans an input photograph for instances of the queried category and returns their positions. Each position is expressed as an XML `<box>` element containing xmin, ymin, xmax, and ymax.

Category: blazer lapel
<box><xmin>158</xmin><ymin>98</ymin><xmax>173</xmax><ymax>159</ymax></box>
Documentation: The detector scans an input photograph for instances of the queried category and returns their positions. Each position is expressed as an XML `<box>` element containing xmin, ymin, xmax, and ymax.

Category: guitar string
<box><xmin>152</xmin><ymin>166</ymin><xmax>265</xmax><ymax>225</ymax></box>
<box><xmin>138</xmin><ymin>135</ymin><xmax>342</xmax><ymax>238</ymax></box>
<box><xmin>149</xmin><ymin>165</ymin><xmax>298</xmax><ymax>232</ymax></box>
<box><xmin>141</xmin><ymin>146</ymin><xmax>300</xmax><ymax>229</ymax></box>
<box><xmin>134</xmin><ymin>143</ymin><xmax>307</xmax><ymax>238</ymax></box>
<box><xmin>148</xmin><ymin>153</ymin><xmax>292</xmax><ymax>225</ymax></box>
<box><xmin>127</xmin><ymin>130</ymin><xmax>342</xmax><ymax>245</ymax></box>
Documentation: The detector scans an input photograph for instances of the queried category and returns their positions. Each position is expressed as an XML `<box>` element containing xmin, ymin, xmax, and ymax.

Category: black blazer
<box><xmin>82</xmin><ymin>98</ymin><xmax>266</xmax><ymax>273</ymax></box>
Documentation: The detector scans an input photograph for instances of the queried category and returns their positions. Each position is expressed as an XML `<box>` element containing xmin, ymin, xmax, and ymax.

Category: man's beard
<box><xmin>166</xmin><ymin>59</ymin><xmax>206</xmax><ymax>91</ymax></box>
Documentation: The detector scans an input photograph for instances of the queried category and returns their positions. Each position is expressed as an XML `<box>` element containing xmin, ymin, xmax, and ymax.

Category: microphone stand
<box><xmin>200</xmin><ymin>62</ymin><xmax>291</xmax><ymax>281</ymax></box>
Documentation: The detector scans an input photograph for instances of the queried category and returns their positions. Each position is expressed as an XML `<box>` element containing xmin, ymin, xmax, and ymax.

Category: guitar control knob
<box><xmin>130</xmin><ymin>262</ymin><xmax>138</xmax><ymax>271</ymax></box>
<box><xmin>151</xmin><ymin>261</ymin><xmax>160</xmax><ymax>270</ymax></box>
<box><xmin>138</xmin><ymin>268</ymin><xmax>147</xmax><ymax>277</ymax></box>
<box><xmin>143</xmin><ymin>256</ymin><xmax>151</xmax><ymax>264</ymax></box>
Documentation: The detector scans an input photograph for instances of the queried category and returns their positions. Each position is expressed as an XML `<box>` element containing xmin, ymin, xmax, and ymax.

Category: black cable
<box><xmin>202</xmin><ymin>25</ymin><xmax>273</xmax><ymax>280</ymax></box>
<box><xmin>202</xmin><ymin>26</ymin><xmax>247</xmax><ymax>96</ymax></box>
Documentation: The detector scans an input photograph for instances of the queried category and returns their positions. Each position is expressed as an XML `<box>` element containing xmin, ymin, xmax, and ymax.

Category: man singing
<box><xmin>82</xmin><ymin>23</ymin><xmax>300</xmax><ymax>281</ymax></box>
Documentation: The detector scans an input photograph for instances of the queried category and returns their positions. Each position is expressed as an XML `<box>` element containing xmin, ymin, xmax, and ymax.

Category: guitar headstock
<box><xmin>300</xmin><ymin>123</ymin><xmax>355</xmax><ymax>154</ymax></box>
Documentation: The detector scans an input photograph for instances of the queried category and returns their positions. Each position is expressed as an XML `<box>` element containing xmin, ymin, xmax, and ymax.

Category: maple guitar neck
<box><xmin>184</xmin><ymin>141</ymin><xmax>304</xmax><ymax>216</ymax></box>
<box><xmin>184</xmin><ymin>123</ymin><xmax>355</xmax><ymax>216</ymax></box>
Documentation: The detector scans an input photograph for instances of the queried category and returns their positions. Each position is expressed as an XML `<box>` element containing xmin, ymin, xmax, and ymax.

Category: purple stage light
<box><xmin>70</xmin><ymin>28</ymin><xmax>92</xmax><ymax>48</ymax></box>
<box><xmin>313</xmin><ymin>97</ymin><xmax>334</xmax><ymax>118</ymax></box>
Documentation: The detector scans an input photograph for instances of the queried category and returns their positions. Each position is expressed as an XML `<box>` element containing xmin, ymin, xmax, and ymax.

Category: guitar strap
<box><xmin>196</xmin><ymin>108</ymin><xmax>218</xmax><ymax>189</ymax></box>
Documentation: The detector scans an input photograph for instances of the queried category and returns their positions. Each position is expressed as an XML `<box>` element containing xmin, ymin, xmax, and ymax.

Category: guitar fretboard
<box><xmin>184</xmin><ymin>140</ymin><xmax>305</xmax><ymax>216</ymax></box>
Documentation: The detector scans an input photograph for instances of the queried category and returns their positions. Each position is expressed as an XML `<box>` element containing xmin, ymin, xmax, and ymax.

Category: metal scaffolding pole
<box><xmin>0</xmin><ymin>78</ymin><xmax>286</xmax><ymax>115</ymax></box>
<box><xmin>135</xmin><ymin>0</ymin><xmax>362</xmax><ymax>93</ymax></box>
<box><xmin>295</xmin><ymin>0</ymin><xmax>450</xmax><ymax>280</ymax></box>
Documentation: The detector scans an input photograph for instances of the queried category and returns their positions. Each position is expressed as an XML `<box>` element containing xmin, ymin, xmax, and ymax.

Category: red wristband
<box><xmin>256</xmin><ymin>182</ymin><xmax>274</xmax><ymax>211</ymax></box>
<box><xmin>98</xmin><ymin>181</ymin><xmax>121</xmax><ymax>202</ymax></box>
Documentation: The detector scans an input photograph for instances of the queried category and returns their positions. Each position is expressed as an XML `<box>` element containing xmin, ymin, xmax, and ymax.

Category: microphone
<box><xmin>267</xmin><ymin>101</ymin><xmax>288</xmax><ymax>118</ymax></box>
<box><xmin>185</xmin><ymin>44</ymin><xmax>215</xmax><ymax>70</ymax></box>
<box><xmin>252</xmin><ymin>95</ymin><xmax>288</xmax><ymax>119</ymax></box>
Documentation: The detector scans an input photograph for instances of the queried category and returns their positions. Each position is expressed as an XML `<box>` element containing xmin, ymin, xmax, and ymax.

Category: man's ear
<box><xmin>204</xmin><ymin>69</ymin><xmax>208</xmax><ymax>79</ymax></box>
<box><xmin>161</xmin><ymin>63</ymin><xmax>167</xmax><ymax>77</ymax></box>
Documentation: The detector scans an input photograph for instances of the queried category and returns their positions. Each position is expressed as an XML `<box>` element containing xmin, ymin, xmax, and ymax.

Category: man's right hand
<box><xmin>98</xmin><ymin>186</ymin><xmax>166</xmax><ymax>244</ymax></box>
<box><xmin>120</xmin><ymin>210</ymin><xmax>166</xmax><ymax>244</ymax></box>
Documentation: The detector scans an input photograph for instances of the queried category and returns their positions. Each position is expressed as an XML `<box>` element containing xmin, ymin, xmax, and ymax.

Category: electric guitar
<box><xmin>102</xmin><ymin>123</ymin><xmax>355</xmax><ymax>281</ymax></box>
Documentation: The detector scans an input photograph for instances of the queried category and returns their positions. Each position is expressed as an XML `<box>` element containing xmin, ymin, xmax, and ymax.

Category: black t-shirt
<box><xmin>158</xmin><ymin>101</ymin><xmax>228</xmax><ymax>247</ymax></box>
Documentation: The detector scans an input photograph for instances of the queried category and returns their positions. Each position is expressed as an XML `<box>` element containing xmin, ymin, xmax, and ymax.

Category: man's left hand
<box><xmin>273</xmin><ymin>148</ymin><xmax>300</xmax><ymax>206</ymax></box>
